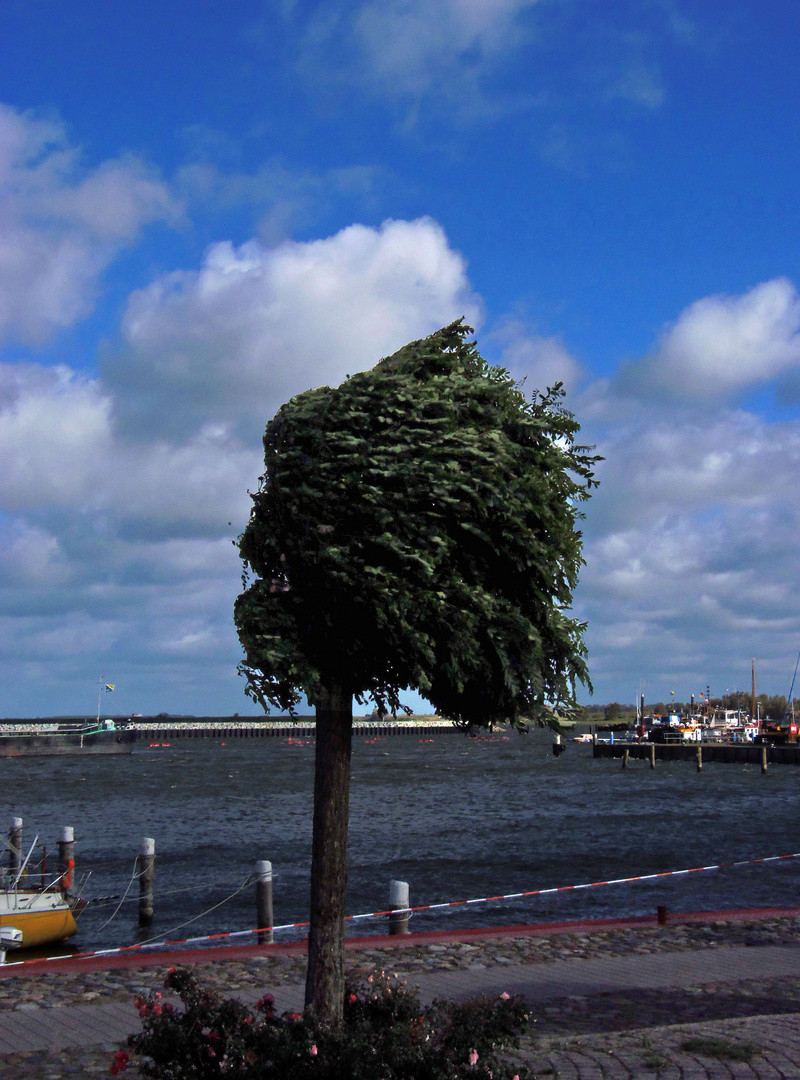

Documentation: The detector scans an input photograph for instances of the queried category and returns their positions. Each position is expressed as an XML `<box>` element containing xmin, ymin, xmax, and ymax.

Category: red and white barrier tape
<box><xmin>6</xmin><ymin>850</ymin><xmax>800</xmax><ymax>967</ymax></box>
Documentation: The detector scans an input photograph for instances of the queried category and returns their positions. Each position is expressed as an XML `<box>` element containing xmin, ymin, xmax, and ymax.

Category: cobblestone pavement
<box><xmin>4</xmin><ymin>916</ymin><xmax>800</xmax><ymax>1078</ymax></box>
<box><xmin>511</xmin><ymin>1013</ymin><xmax>800</xmax><ymax>1079</ymax></box>
<box><xmin>3</xmin><ymin>916</ymin><xmax>800</xmax><ymax>1011</ymax></box>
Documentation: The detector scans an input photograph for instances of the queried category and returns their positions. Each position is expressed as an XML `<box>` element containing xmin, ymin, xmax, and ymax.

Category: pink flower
<box><xmin>109</xmin><ymin>1050</ymin><xmax>130</xmax><ymax>1075</ymax></box>
<box><xmin>468</xmin><ymin>1049</ymin><xmax>479</xmax><ymax>1066</ymax></box>
<box><xmin>500</xmin><ymin>992</ymin><xmax>510</xmax><ymax>1000</ymax></box>
<box><xmin>310</xmin><ymin>1044</ymin><xmax>318</xmax><ymax>1056</ymax></box>
<box><xmin>348</xmin><ymin>993</ymin><xmax>358</xmax><ymax>1003</ymax></box>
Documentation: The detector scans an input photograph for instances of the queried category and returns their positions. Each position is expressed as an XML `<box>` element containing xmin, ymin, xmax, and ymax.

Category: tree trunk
<box><xmin>305</xmin><ymin>681</ymin><xmax>353</xmax><ymax>1022</ymax></box>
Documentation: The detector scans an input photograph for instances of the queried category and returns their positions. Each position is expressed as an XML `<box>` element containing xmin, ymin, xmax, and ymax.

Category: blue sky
<box><xmin>2</xmin><ymin>1</ymin><xmax>800</xmax><ymax>717</ymax></box>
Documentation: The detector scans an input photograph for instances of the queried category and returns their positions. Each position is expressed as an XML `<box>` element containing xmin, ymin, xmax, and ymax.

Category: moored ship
<box><xmin>0</xmin><ymin>718</ymin><xmax>137</xmax><ymax>757</ymax></box>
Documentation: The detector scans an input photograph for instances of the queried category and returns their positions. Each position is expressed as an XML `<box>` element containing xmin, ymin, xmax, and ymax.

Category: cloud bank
<box><xmin>2</xmin><ymin>93</ymin><xmax>800</xmax><ymax>714</ymax></box>
<box><xmin>578</xmin><ymin>278</ymin><xmax>800</xmax><ymax>703</ymax></box>
<box><xmin>107</xmin><ymin>217</ymin><xmax>480</xmax><ymax>441</ymax></box>
<box><xmin>618</xmin><ymin>278</ymin><xmax>800</xmax><ymax>402</ymax></box>
<box><xmin>0</xmin><ymin>105</ymin><xmax>178</xmax><ymax>346</ymax></box>
<box><xmin>0</xmin><ymin>173</ymin><xmax>482</xmax><ymax>712</ymax></box>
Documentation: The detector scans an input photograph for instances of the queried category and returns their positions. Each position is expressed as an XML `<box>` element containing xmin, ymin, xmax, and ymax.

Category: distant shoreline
<box><xmin>0</xmin><ymin>713</ymin><xmax>443</xmax><ymax>725</ymax></box>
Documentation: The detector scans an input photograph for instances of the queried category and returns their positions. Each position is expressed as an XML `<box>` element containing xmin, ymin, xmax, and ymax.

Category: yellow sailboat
<box><xmin>2</xmin><ymin>826</ymin><xmax>80</xmax><ymax>950</ymax></box>
<box><xmin>0</xmin><ymin>888</ymin><xmax>77</xmax><ymax>948</ymax></box>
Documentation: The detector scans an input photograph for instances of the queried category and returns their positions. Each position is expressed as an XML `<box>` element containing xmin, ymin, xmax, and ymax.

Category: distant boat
<box><xmin>0</xmin><ymin>718</ymin><xmax>137</xmax><ymax>758</ymax></box>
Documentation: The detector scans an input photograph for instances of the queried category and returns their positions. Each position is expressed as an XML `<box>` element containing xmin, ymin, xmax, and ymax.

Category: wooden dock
<box><xmin>592</xmin><ymin>740</ymin><xmax>800</xmax><ymax>765</ymax></box>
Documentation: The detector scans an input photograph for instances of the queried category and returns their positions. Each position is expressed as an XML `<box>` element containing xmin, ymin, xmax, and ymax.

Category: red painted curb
<box><xmin>2</xmin><ymin>905</ymin><xmax>799</xmax><ymax>979</ymax></box>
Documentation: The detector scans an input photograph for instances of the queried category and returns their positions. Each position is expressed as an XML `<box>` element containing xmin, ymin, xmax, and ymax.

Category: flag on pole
<box><xmin>105</xmin><ymin>684</ymin><xmax>115</xmax><ymax>692</ymax></box>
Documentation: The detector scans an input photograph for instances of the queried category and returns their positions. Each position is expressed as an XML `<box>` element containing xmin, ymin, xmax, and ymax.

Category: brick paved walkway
<box><xmin>3</xmin><ymin>941</ymin><xmax>800</xmax><ymax>1076</ymax></box>
<box><xmin>513</xmin><ymin>1014</ymin><xmax>800</xmax><ymax>1078</ymax></box>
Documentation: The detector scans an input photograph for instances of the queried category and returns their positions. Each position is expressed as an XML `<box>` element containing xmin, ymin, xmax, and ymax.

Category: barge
<box><xmin>0</xmin><ymin>719</ymin><xmax>137</xmax><ymax>757</ymax></box>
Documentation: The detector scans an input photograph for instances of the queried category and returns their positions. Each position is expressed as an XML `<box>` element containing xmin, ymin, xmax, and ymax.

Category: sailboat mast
<box><xmin>751</xmin><ymin>658</ymin><xmax>756</xmax><ymax>725</ymax></box>
<box><xmin>97</xmin><ymin>675</ymin><xmax>103</xmax><ymax>724</ymax></box>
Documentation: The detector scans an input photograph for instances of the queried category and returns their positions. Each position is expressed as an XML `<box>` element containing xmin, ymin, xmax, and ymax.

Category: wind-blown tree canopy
<box><xmin>236</xmin><ymin>321</ymin><xmax>598</xmax><ymax>1022</ymax></box>
<box><xmin>236</xmin><ymin>320</ymin><xmax>598</xmax><ymax>727</ymax></box>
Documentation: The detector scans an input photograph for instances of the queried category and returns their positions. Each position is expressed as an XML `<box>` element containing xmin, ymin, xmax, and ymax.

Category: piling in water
<box><xmin>389</xmin><ymin>879</ymin><xmax>410</xmax><ymax>935</ymax></box>
<box><xmin>255</xmin><ymin>859</ymin><xmax>273</xmax><ymax>944</ymax></box>
<box><xmin>139</xmin><ymin>837</ymin><xmax>155</xmax><ymax>926</ymax></box>
<box><xmin>8</xmin><ymin>817</ymin><xmax>22</xmax><ymax>878</ymax></box>
<box><xmin>57</xmin><ymin>826</ymin><xmax>75</xmax><ymax>898</ymax></box>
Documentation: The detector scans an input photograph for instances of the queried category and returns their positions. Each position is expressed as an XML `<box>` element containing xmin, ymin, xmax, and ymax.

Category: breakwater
<box><xmin>133</xmin><ymin>719</ymin><xmax>457</xmax><ymax>739</ymax></box>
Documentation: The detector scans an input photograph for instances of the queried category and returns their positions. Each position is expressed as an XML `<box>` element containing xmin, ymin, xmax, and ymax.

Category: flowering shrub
<box><xmin>123</xmin><ymin>966</ymin><xmax>533</xmax><ymax>1079</ymax></box>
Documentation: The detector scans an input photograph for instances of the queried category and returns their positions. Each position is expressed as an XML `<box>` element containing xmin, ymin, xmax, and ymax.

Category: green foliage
<box><xmin>126</xmin><ymin>967</ymin><xmax>533</xmax><ymax>1080</ymax></box>
<box><xmin>679</xmin><ymin>1036</ymin><xmax>761</xmax><ymax>1062</ymax></box>
<box><xmin>720</xmin><ymin>691</ymin><xmax>788</xmax><ymax>719</ymax></box>
<box><xmin>236</xmin><ymin>320</ymin><xmax>598</xmax><ymax>727</ymax></box>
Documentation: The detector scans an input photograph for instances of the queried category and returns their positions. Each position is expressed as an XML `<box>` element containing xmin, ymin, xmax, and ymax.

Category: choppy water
<box><xmin>2</xmin><ymin>727</ymin><xmax>799</xmax><ymax>956</ymax></box>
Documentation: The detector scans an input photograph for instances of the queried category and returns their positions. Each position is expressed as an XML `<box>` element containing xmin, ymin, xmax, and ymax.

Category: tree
<box><xmin>235</xmin><ymin>321</ymin><xmax>599</xmax><ymax>1022</ymax></box>
<box><xmin>603</xmin><ymin>701</ymin><xmax>623</xmax><ymax>724</ymax></box>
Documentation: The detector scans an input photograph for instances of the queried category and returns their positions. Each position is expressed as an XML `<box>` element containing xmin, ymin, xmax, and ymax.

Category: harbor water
<box><xmin>2</xmin><ymin>726</ymin><xmax>799</xmax><ymax>956</ymax></box>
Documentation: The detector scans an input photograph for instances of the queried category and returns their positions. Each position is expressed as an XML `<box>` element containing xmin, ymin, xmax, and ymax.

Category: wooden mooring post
<box><xmin>650</xmin><ymin>742</ymin><xmax>656</xmax><ymax>769</ymax></box>
<box><xmin>139</xmin><ymin>838</ymin><xmax>155</xmax><ymax>926</ymax></box>
<box><xmin>8</xmin><ymin>817</ymin><xmax>22</xmax><ymax>878</ymax></box>
<box><xmin>622</xmin><ymin>749</ymin><xmax>629</xmax><ymax>769</ymax></box>
<box><xmin>761</xmin><ymin>745</ymin><xmax>769</xmax><ymax>774</ymax></box>
<box><xmin>696</xmin><ymin>744</ymin><xmax>703</xmax><ymax>772</ymax></box>
<box><xmin>57</xmin><ymin>826</ymin><xmax>75</xmax><ymax>898</ymax></box>
<box><xmin>389</xmin><ymin>879</ymin><xmax>410</xmax><ymax>935</ymax></box>
<box><xmin>255</xmin><ymin>860</ymin><xmax>273</xmax><ymax>944</ymax></box>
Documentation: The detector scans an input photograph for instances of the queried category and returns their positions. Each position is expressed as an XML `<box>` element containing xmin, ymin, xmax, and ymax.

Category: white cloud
<box><xmin>605</xmin><ymin>58</ymin><xmax>664</xmax><ymax>108</ymax></box>
<box><xmin>576</xmin><ymin>396</ymin><xmax>800</xmax><ymax>703</ymax></box>
<box><xmin>488</xmin><ymin>318</ymin><xmax>583</xmax><ymax>394</ymax></box>
<box><xmin>0</xmin><ymin>519</ymin><xmax>65</xmax><ymax>588</ymax></box>
<box><xmin>176</xmin><ymin>158</ymin><xmax>383</xmax><ymax>245</ymax></box>
<box><xmin>352</xmin><ymin>0</ymin><xmax>536</xmax><ymax>90</ymax></box>
<box><xmin>617</xmin><ymin>278</ymin><xmax>800</xmax><ymax>401</ymax></box>
<box><xmin>0</xmin><ymin>213</ymin><xmax>481</xmax><ymax>712</ymax></box>
<box><xmin>0</xmin><ymin>359</ymin><xmax>257</xmax><ymax>536</ymax></box>
<box><xmin>107</xmin><ymin>216</ymin><xmax>480</xmax><ymax>439</ymax></box>
<box><xmin>0</xmin><ymin>104</ymin><xmax>179</xmax><ymax>346</ymax></box>
<box><xmin>0</xmin><ymin>363</ymin><xmax>112</xmax><ymax>510</ymax></box>
<box><xmin>294</xmin><ymin>0</ymin><xmax>539</xmax><ymax>122</ymax></box>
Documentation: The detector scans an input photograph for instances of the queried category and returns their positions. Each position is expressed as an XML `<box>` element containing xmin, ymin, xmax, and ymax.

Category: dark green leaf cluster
<box><xmin>235</xmin><ymin>320</ymin><xmax>598</xmax><ymax>726</ymax></box>
<box><xmin>127</xmin><ymin>967</ymin><xmax>533</xmax><ymax>1080</ymax></box>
